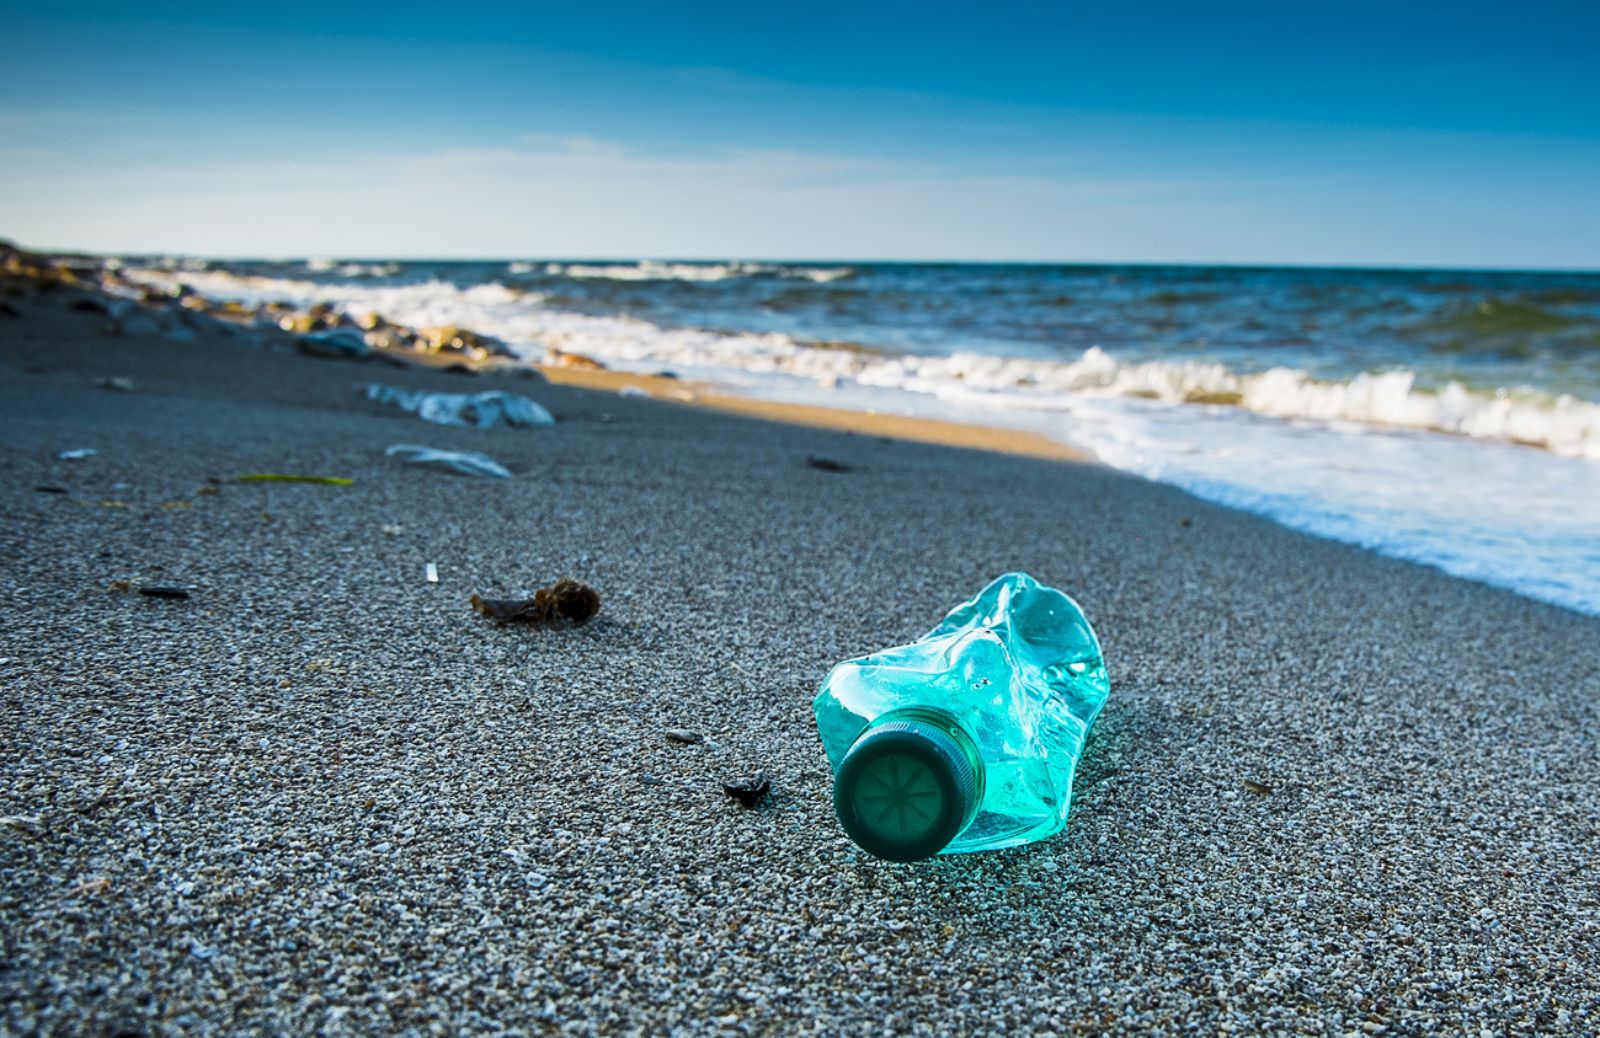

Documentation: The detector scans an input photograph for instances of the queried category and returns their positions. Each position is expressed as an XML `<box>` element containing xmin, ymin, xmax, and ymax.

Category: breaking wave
<box><xmin>512</xmin><ymin>260</ymin><xmax>853</xmax><ymax>283</ymax></box>
<box><xmin>124</xmin><ymin>268</ymin><xmax>1600</xmax><ymax>461</ymax></box>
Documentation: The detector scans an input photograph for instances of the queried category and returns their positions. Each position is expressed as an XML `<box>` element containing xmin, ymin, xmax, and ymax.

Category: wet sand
<box><xmin>3</xmin><ymin>298</ymin><xmax>1598</xmax><ymax>1035</ymax></box>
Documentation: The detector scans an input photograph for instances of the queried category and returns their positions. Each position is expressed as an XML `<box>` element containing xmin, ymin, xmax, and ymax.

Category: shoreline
<box><xmin>8</xmin><ymin>244</ymin><xmax>1599</xmax><ymax>616</ymax></box>
<box><xmin>3</xmin><ymin>271</ymin><xmax>1599</xmax><ymax>1033</ymax></box>
<box><xmin>530</xmin><ymin>364</ymin><xmax>1087</xmax><ymax>463</ymax></box>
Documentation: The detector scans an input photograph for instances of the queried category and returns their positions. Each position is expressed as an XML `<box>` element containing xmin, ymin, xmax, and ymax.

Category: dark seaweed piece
<box><xmin>34</xmin><ymin>485</ymin><xmax>69</xmax><ymax>494</ymax></box>
<box><xmin>0</xmin><ymin>301</ymin><xmax>22</xmax><ymax>317</ymax></box>
<box><xmin>806</xmin><ymin>455</ymin><xmax>850</xmax><ymax>473</ymax></box>
<box><xmin>1241</xmin><ymin>779</ymin><xmax>1273</xmax><ymax>795</ymax></box>
<box><xmin>137</xmin><ymin>585</ymin><xmax>192</xmax><ymax>600</ymax></box>
<box><xmin>721</xmin><ymin>772</ymin><xmax>772</xmax><ymax>808</ymax></box>
<box><xmin>470</xmin><ymin>578</ymin><xmax>601</xmax><ymax>625</ymax></box>
<box><xmin>69</xmin><ymin>297</ymin><xmax>109</xmax><ymax>314</ymax></box>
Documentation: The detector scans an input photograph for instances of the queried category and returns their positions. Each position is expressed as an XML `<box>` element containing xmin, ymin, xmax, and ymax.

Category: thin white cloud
<box><xmin>0</xmin><ymin>138</ymin><xmax>1241</xmax><ymax>258</ymax></box>
<box><xmin>2</xmin><ymin>136</ymin><xmax>1592</xmax><ymax>267</ymax></box>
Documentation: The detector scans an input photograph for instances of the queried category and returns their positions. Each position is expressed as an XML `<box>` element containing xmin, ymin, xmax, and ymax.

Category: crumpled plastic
<box><xmin>385</xmin><ymin>443</ymin><xmax>512</xmax><ymax>479</ymax></box>
<box><xmin>366</xmin><ymin>384</ymin><xmax>554</xmax><ymax>429</ymax></box>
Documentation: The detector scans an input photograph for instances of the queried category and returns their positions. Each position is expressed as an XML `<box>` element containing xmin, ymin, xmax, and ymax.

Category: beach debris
<box><xmin>546</xmin><ymin>348</ymin><xmax>608</xmax><ymax>370</ymax></box>
<box><xmin>417</xmin><ymin>324</ymin><xmax>512</xmax><ymax>360</ymax></box>
<box><xmin>382</xmin><ymin>523</ymin><xmax>404</xmax><ymax>537</ymax></box>
<box><xmin>69</xmin><ymin>876</ymin><xmax>111</xmax><ymax>897</ymax></box>
<box><xmin>159</xmin><ymin>500</ymin><xmax>192</xmax><ymax>511</ymax></box>
<box><xmin>425</xmin><ymin>563</ymin><xmax>439</xmax><ymax>584</ymax></box>
<box><xmin>618</xmin><ymin>385</ymin><xmax>650</xmax><ymax>399</ymax></box>
<box><xmin>805</xmin><ymin>455</ymin><xmax>850</xmax><ymax>473</ymax></box>
<box><xmin>69</xmin><ymin>297</ymin><xmax>109</xmax><ymax>314</ymax></box>
<box><xmin>276</xmin><ymin>302</ymin><xmax>344</xmax><ymax>334</ymax></box>
<box><xmin>1179</xmin><ymin>517</ymin><xmax>1193</xmax><ymax>528</ymax></box>
<box><xmin>102</xmin><ymin>299</ymin><xmax>166</xmax><ymax>338</ymax></box>
<box><xmin>365</xmin><ymin>384</ymin><xmax>555</xmax><ymax>429</ymax></box>
<box><xmin>470</xmin><ymin>579</ymin><xmax>601</xmax><ymax>625</ymax></box>
<box><xmin>298</xmin><ymin>327</ymin><xmax>372</xmax><ymax>359</ymax></box>
<box><xmin>99</xmin><ymin>375</ymin><xmax>135</xmax><ymax>392</ymax></box>
<box><xmin>721</xmin><ymin>772</ymin><xmax>772</xmax><ymax>808</ymax></box>
<box><xmin>0</xmin><ymin>301</ymin><xmax>20</xmax><ymax>318</ymax></box>
<box><xmin>386</xmin><ymin>443</ymin><xmax>511</xmax><ymax>479</ymax></box>
<box><xmin>1242</xmin><ymin>778</ymin><xmax>1274</xmax><ymax>795</ymax></box>
<box><xmin>235</xmin><ymin>473</ymin><xmax>354</xmax><ymax>485</ymax></box>
<box><xmin>137</xmin><ymin>585</ymin><xmax>193</xmax><ymax>600</ymax></box>
<box><xmin>0</xmin><ymin>814</ymin><xmax>44</xmax><ymax>839</ymax></box>
<box><xmin>664</xmin><ymin>729</ymin><xmax>703</xmax><ymax>745</ymax></box>
<box><xmin>34</xmin><ymin>485</ymin><xmax>69</xmax><ymax>494</ymax></box>
<box><xmin>57</xmin><ymin>448</ymin><xmax>97</xmax><ymax>461</ymax></box>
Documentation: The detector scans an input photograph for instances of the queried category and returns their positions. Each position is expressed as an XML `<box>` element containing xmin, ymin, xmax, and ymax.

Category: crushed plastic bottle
<box><xmin>813</xmin><ymin>572</ymin><xmax>1110</xmax><ymax>862</ymax></box>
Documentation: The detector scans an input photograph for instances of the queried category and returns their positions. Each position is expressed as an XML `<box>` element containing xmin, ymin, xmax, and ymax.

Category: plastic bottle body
<box><xmin>814</xmin><ymin>573</ymin><xmax>1109</xmax><ymax>856</ymax></box>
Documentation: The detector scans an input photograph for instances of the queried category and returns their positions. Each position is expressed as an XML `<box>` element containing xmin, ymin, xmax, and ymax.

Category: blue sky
<box><xmin>1</xmin><ymin>1</ymin><xmax>1597</xmax><ymax>266</ymax></box>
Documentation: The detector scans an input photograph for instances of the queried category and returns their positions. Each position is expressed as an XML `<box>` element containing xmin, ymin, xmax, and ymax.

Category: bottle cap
<box><xmin>832</xmin><ymin>718</ymin><xmax>981</xmax><ymax>862</ymax></box>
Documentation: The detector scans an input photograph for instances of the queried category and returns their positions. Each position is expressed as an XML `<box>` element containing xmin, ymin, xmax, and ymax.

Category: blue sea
<box><xmin>122</xmin><ymin>257</ymin><xmax>1600</xmax><ymax>615</ymax></box>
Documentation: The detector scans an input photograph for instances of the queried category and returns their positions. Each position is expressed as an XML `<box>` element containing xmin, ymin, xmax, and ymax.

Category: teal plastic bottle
<box><xmin>813</xmin><ymin>573</ymin><xmax>1110</xmax><ymax>862</ymax></box>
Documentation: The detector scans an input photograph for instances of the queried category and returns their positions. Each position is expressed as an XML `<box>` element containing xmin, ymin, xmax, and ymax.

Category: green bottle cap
<box><xmin>833</xmin><ymin>718</ymin><xmax>982</xmax><ymax>862</ymax></box>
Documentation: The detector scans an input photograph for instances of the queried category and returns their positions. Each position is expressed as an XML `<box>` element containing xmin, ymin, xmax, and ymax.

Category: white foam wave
<box><xmin>125</xmin><ymin>267</ymin><xmax>1600</xmax><ymax>461</ymax></box>
<box><xmin>118</xmin><ymin>266</ymin><xmax>1600</xmax><ymax>614</ymax></box>
<box><xmin>530</xmin><ymin>260</ymin><xmax>853</xmax><ymax>283</ymax></box>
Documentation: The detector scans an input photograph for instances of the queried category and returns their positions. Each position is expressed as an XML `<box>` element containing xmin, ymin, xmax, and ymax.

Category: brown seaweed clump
<box><xmin>471</xmin><ymin>579</ymin><xmax>601</xmax><ymax>625</ymax></box>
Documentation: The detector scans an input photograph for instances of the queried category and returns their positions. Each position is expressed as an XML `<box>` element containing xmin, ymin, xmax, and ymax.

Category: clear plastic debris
<box><xmin>385</xmin><ymin>443</ymin><xmax>511</xmax><ymax>478</ymax></box>
<box><xmin>365</xmin><ymin>384</ymin><xmax>554</xmax><ymax>429</ymax></box>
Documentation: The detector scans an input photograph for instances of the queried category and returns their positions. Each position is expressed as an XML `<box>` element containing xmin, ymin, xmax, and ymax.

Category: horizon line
<box><xmin>15</xmin><ymin>242</ymin><xmax>1600</xmax><ymax>278</ymax></box>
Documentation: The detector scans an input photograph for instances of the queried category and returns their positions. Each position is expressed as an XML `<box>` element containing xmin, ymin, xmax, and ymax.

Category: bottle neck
<box><xmin>863</xmin><ymin>706</ymin><xmax>986</xmax><ymax>824</ymax></box>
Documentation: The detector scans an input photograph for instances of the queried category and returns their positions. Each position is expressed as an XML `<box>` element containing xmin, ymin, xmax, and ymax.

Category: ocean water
<box><xmin>122</xmin><ymin>258</ymin><xmax>1600</xmax><ymax>615</ymax></box>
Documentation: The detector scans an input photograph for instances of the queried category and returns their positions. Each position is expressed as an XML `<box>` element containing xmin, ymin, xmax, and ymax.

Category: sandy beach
<box><xmin>3</xmin><ymin>284</ymin><xmax>1599</xmax><ymax>1036</ymax></box>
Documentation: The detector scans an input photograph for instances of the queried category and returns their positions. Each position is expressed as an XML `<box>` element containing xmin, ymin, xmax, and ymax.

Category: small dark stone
<box><xmin>137</xmin><ymin>585</ymin><xmax>192</xmax><ymax>600</ymax></box>
<box><xmin>806</xmin><ymin>455</ymin><xmax>850</xmax><ymax>473</ymax></box>
<box><xmin>34</xmin><ymin>485</ymin><xmax>69</xmax><ymax>494</ymax></box>
<box><xmin>664</xmin><ymin>729</ymin><xmax>702</xmax><ymax>745</ymax></box>
<box><xmin>0</xmin><ymin>301</ymin><xmax>20</xmax><ymax>318</ymax></box>
<box><xmin>721</xmin><ymin>772</ymin><xmax>771</xmax><ymax>808</ymax></box>
<box><xmin>1242</xmin><ymin>778</ymin><xmax>1273</xmax><ymax>795</ymax></box>
<box><xmin>1179</xmin><ymin>517</ymin><xmax>1193</xmax><ymax>528</ymax></box>
<box><xmin>70</xmin><ymin>297</ymin><xmax>109</xmax><ymax>314</ymax></box>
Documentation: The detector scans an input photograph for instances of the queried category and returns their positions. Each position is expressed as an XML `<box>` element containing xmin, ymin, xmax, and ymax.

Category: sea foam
<box><xmin>123</xmin><ymin>265</ymin><xmax>1600</xmax><ymax>615</ymax></box>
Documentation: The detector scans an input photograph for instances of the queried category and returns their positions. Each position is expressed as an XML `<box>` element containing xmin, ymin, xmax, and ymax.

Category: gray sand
<box><xmin>3</xmin><ymin>302</ymin><xmax>1599</xmax><ymax>1036</ymax></box>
